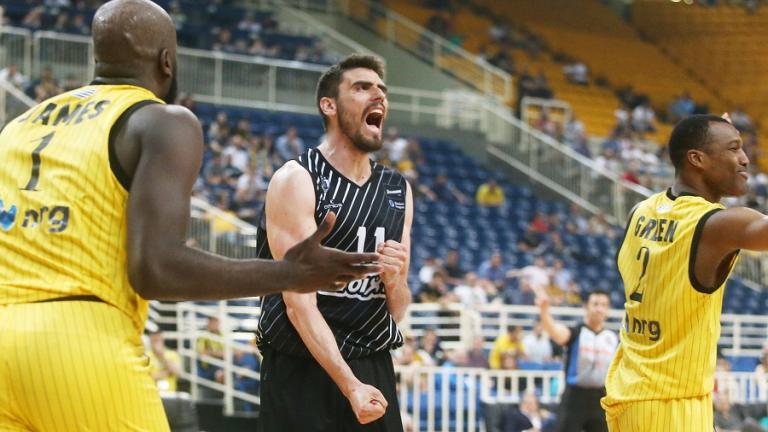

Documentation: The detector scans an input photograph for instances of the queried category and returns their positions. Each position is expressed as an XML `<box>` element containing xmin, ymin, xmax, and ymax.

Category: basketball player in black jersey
<box><xmin>256</xmin><ymin>55</ymin><xmax>412</xmax><ymax>431</ymax></box>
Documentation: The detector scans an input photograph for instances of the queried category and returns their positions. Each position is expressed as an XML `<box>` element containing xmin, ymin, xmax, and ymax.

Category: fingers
<box><xmin>309</xmin><ymin>211</ymin><xmax>337</xmax><ymax>243</ymax></box>
<box><xmin>343</xmin><ymin>251</ymin><xmax>380</xmax><ymax>265</ymax></box>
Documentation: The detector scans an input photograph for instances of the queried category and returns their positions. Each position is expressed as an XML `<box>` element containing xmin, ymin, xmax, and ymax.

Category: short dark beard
<box><xmin>163</xmin><ymin>73</ymin><xmax>178</xmax><ymax>104</ymax></box>
<box><xmin>337</xmin><ymin>101</ymin><xmax>382</xmax><ymax>152</ymax></box>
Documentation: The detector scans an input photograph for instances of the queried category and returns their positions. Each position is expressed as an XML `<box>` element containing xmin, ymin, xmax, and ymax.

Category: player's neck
<box><xmin>318</xmin><ymin>135</ymin><xmax>372</xmax><ymax>186</ymax></box>
<box><xmin>671</xmin><ymin>176</ymin><xmax>720</xmax><ymax>203</ymax></box>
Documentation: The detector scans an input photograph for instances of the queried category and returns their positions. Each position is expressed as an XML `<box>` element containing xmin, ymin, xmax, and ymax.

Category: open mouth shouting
<box><xmin>364</xmin><ymin>106</ymin><xmax>385</xmax><ymax>135</ymax></box>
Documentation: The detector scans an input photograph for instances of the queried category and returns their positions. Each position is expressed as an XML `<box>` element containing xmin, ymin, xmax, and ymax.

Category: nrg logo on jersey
<box><xmin>0</xmin><ymin>197</ymin><xmax>69</xmax><ymax>233</ymax></box>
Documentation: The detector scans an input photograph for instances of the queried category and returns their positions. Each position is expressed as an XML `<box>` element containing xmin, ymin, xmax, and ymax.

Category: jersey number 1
<box><xmin>21</xmin><ymin>132</ymin><xmax>55</xmax><ymax>191</ymax></box>
<box><xmin>356</xmin><ymin>226</ymin><xmax>385</xmax><ymax>253</ymax></box>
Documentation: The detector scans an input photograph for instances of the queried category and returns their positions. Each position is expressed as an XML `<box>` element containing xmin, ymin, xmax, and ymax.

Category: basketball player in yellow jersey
<box><xmin>0</xmin><ymin>1</ymin><xmax>381</xmax><ymax>430</ymax></box>
<box><xmin>601</xmin><ymin>114</ymin><xmax>768</xmax><ymax>431</ymax></box>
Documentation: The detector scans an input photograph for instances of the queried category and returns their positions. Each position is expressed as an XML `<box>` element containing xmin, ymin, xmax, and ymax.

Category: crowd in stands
<box><xmin>2</xmin><ymin>0</ymin><xmax>337</xmax><ymax>65</ymax></box>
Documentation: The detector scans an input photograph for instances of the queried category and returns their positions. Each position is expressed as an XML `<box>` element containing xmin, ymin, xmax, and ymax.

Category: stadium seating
<box><xmin>3</xmin><ymin>0</ymin><xmax>330</xmax><ymax>64</ymax></box>
<box><xmin>630</xmin><ymin>0</ymin><xmax>768</xmax><ymax>165</ymax></box>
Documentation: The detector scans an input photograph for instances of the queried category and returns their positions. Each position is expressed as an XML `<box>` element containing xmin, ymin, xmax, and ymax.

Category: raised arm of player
<box><xmin>379</xmin><ymin>182</ymin><xmax>413</xmax><ymax>323</ymax></box>
<box><xmin>122</xmin><ymin>104</ymin><xmax>380</xmax><ymax>300</ymax></box>
<box><xmin>266</xmin><ymin>161</ymin><xmax>387</xmax><ymax>425</ymax></box>
<box><xmin>535</xmin><ymin>291</ymin><xmax>572</xmax><ymax>346</ymax></box>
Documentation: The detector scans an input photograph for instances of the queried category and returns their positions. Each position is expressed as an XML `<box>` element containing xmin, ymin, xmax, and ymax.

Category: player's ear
<box><xmin>319</xmin><ymin>97</ymin><xmax>336</xmax><ymax>118</ymax></box>
<box><xmin>159</xmin><ymin>48</ymin><xmax>173</xmax><ymax>78</ymax></box>
<box><xmin>687</xmin><ymin>149</ymin><xmax>706</xmax><ymax>169</ymax></box>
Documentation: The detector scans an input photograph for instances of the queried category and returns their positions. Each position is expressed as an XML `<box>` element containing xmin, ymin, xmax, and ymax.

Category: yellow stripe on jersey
<box><xmin>0</xmin><ymin>85</ymin><xmax>163</xmax><ymax>332</ymax></box>
<box><xmin>603</xmin><ymin>189</ymin><xmax>738</xmax><ymax>404</ymax></box>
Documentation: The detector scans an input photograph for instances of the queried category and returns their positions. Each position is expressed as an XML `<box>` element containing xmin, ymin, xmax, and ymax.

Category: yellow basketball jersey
<box><xmin>0</xmin><ymin>84</ymin><xmax>163</xmax><ymax>332</ymax></box>
<box><xmin>604</xmin><ymin>189</ymin><xmax>738</xmax><ymax>403</ymax></box>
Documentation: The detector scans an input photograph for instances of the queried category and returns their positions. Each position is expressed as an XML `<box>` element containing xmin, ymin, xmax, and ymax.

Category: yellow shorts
<box><xmin>603</xmin><ymin>394</ymin><xmax>713</xmax><ymax>432</ymax></box>
<box><xmin>0</xmin><ymin>300</ymin><xmax>169</xmax><ymax>431</ymax></box>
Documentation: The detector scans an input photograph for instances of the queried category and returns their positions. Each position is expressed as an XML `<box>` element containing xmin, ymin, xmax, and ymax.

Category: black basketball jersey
<box><xmin>255</xmin><ymin>148</ymin><xmax>407</xmax><ymax>359</ymax></box>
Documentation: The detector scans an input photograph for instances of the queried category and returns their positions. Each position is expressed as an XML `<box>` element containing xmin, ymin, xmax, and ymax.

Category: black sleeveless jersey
<box><xmin>255</xmin><ymin>148</ymin><xmax>407</xmax><ymax>359</ymax></box>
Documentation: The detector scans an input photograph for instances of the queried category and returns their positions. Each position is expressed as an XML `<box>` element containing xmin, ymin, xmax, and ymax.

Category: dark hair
<box><xmin>315</xmin><ymin>54</ymin><xmax>386</xmax><ymax>128</ymax></box>
<box><xmin>586</xmin><ymin>289</ymin><xmax>610</xmax><ymax>302</ymax></box>
<box><xmin>668</xmin><ymin>115</ymin><xmax>731</xmax><ymax>170</ymax></box>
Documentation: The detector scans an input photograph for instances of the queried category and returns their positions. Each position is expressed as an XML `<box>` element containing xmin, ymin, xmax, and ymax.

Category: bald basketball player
<box><xmin>0</xmin><ymin>1</ymin><xmax>379</xmax><ymax>430</ymax></box>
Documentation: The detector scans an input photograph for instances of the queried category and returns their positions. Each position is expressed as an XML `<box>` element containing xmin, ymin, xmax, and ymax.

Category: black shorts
<box><xmin>258</xmin><ymin>347</ymin><xmax>403</xmax><ymax>432</ymax></box>
<box><xmin>555</xmin><ymin>386</ymin><xmax>608</xmax><ymax>432</ymax></box>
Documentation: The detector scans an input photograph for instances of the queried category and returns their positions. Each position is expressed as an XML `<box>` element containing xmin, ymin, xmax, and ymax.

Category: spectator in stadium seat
<box><xmin>383</xmin><ymin>127</ymin><xmax>409</xmax><ymax>164</ymax></box>
<box><xmin>504</xmin><ymin>391</ymin><xmax>555</xmax><ymax>432</ymax></box>
<box><xmin>418</xmin><ymin>272</ymin><xmax>449</xmax><ymax>303</ymax></box>
<box><xmin>233</xmin><ymin>339</ymin><xmax>260</xmax><ymax>412</ymax></box>
<box><xmin>522</xmin><ymin>320</ymin><xmax>553</xmax><ymax>364</ymax></box>
<box><xmin>468</xmin><ymin>335</ymin><xmax>489</xmax><ymax>368</ymax></box>
<box><xmin>207</xmin><ymin>111</ymin><xmax>230</xmax><ymax>141</ymax></box>
<box><xmin>476</xmin><ymin>178</ymin><xmax>506</xmax><ymax>207</ymax></box>
<box><xmin>563</xmin><ymin>61</ymin><xmax>589</xmax><ymax>86</ymax></box>
<box><xmin>419</xmin><ymin>328</ymin><xmax>446</xmax><ymax>366</ymax></box>
<box><xmin>631</xmin><ymin>102</ymin><xmax>656</xmax><ymax>135</ymax></box>
<box><xmin>442</xmin><ymin>249</ymin><xmax>466</xmax><ymax>285</ymax></box>
<box><xmin>146</xmin><ymin>326</ymin><xmax>182</xmax><ymax>393</ymax></box>
<box><xmin>21</xmin><ymin>6</ymin><xmax>44</xmax><ymax>31</ymax></box>
<box><xmin>714</xmin><ymin>392</ymin><xmax>744</xmax><ymax>432</ymax></box>
<box><xmin>246</xmin><ymin>134</ymin><xmax>275</xmax><ymax>177</ymax></box>
<box><xmin>432</xmin><ymin>172</ymin><xmax>468</xmax><ymax>204</ymax></box>
<box><xmin>52</xmin><ymin>13</ymin><xmax>70</xmax><ymax>33</ymax></box>
<box><xmin>489</xmin><ymin>325</ymin><xmax>526</xmax><ymax>369</ymax></box>
<box><xmin>212</xmin><ymin>28</ymin><xmax>236</xmax><ymax>52</ymax></box>
<box><xmin>196</xmin><ymin>317</ymin><xmax>225</xmax><ymax>384</ymax></box>
<box><xmin>26</xmin><ymin>65</ymin><xmax>61</xmax><ymax>102</ymax></box>
<box><xmin>507</xmin><ymin>256</ymin><xmax>551</xmax><ymax>305</ymax></box>
<box><xmin>69</xmin><ymin>14</ymin><xmax>89</xmax><ymax>35</ymax></box>
<box><xmin>418</xmin><ymin>256</ymin><xmax>439</xmax><ymax>285</ymax></box>
<box><xmin>730</xmin><ymin>108</ymin><xmax>754</xmax><ymax>133</ymax></box>
<box><xmin>587</xmin><ymin>212</ymin><xmax>614</xmax><ymax>237</ymax></box>
<box><xmin>234</xmin><ymin>163</ymin><xmax>268</xmax><ymax>223</ymax></box>
<box><xmin>274</xmin><ymin>126</ymin><xmax>305</xmax><ymax>164</ymax></box>
<box><xmin>0</xmin><ymin>64</ymin><xmax>27</xmax><ymax>89</ymax></box>
<box><xmin>237</xmin><ymin>11</ymin><xmax>262</xmax><ymax>35</ymax></box>
<box><xmin>452</xmin><ymin>272</ymin><xmax>489</xmax><ymax>307</ymax></box>
<box><xmin>477</xmin><ymin>251</ymin><xmax>508</xmax><ymax>291</ymax></box>
<box><xmin>668</xmin><ymin>91</ymin><xmax>696</xmax><ymax>124</ymax></box>
<box><xmin>223</xmin><ymin>134</ymin><xmax>250</xmax><ymax>172</ymax></box>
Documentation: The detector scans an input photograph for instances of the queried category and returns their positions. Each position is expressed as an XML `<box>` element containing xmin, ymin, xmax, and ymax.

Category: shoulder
<box><xmin>130</xmin><ymin>104</ymin><xmax>200</xmax><ymax>129</ymax></box>
<box><xmin>270</xmin><ymin>160</ymin><xmax>312</xmax><ymax>189</ymax></box>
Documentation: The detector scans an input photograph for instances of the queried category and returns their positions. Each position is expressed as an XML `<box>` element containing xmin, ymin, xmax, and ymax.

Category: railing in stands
<box><xmin>151</xmin><ymin>295</ymin><xmax>768</xmax><ymax>426</ymax></box>
<box><xmin>0</xmin><ymin>77</ymin><xmax>35</xmax><ymax>128</ymax></box>
<box><xmin>331</xmin><ymin>0</ymin><xmax>515</xmax><ymax>105</ymax></box>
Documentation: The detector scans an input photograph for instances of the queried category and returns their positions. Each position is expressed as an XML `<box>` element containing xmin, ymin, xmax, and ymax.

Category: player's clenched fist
<box><xmin>347</xmin><ymin>382</ymin><xmax>388</xmax><ymax>424</ymax></box>
<box><xmin>377</xmin><ymin>240</ymin><xmax>408</xmax><ymax>288</ymax></box>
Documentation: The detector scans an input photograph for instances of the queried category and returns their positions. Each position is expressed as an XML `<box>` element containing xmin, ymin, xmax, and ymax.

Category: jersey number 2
<box><xmin>630</xmin><ymin>246</ymin><xmax>650</xmax><ymax>302</ymax></box>
<box><xmin>356</xmin><ymin>226</ymin><xmax>385</xmax><ymax>253</ymax></box>
<box><xmin>21</xmin><ymin>132</ymin><xmax>55</xmax><ymax>191</ymax></box>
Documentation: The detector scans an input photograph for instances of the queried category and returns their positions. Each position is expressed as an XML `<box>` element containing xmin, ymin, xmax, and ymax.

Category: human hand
<box><xmin>377</xmin><ymin>240</ymin><xmax>408</xmax><ymax>289</ymax></box>
<box><xmin>347</xmin><ymin>382</ymin><xmax>388</xmax><ymax>424</ymax></box>
<box><xmin>284</xmin><ymin>212</ymin><xmax>382</xmax><ymax>292</ymax></box>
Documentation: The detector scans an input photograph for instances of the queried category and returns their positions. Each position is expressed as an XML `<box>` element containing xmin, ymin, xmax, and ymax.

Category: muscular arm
<box><xmin>383</xmin><ymin>182</ymin><xmax>413</xmax><ymax>323</ymax></box>
<box><xmin>123</xmin><ymin>105</ymin><xmax>377</xmax><ymax>300</ymax></box>
<box><xmin>266</xmin><ymin>162</ymin><xmax>363</xmax><ymax>398</ymax></box>
<box><xmin>695</xmin><ymin>207</ymin><xmax>768</xmax><ymax>288</ymax></box>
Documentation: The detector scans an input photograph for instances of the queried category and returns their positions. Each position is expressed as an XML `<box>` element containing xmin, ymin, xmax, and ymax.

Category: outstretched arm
<box><xmin>123</xmin><ymin>105</ymin><xmax>379</xmax><ymax>300</ymax></box>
